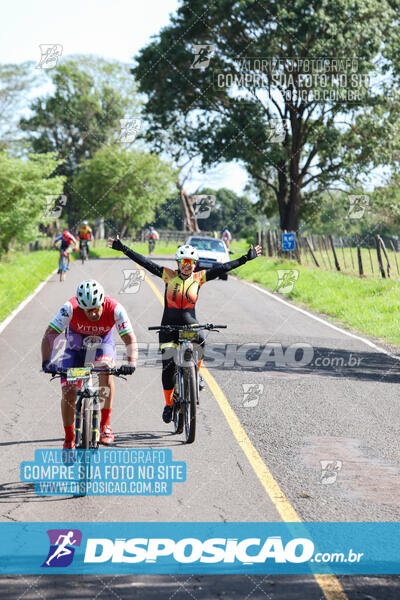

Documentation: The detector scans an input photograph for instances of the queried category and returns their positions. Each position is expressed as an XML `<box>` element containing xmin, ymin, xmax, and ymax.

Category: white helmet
<box><xmin>176</xmin><ymin>244</ymin><xmax>199</xmax><ymax>261</ymax></box>
<box><xmin>76</xmin><ymin>280</ymin><xmax>105</xmax><ymax>310</ymax></box>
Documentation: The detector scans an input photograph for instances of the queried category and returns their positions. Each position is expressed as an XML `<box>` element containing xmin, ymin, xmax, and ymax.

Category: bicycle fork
<box><xmin>74</xmin><ymin>392</ymin><xmax>100</xmax><ymax>448</ymax></box>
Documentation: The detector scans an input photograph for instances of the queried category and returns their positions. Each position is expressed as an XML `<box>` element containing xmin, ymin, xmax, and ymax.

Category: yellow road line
<box><xmin>140</xmin><ymin>263</ymin><xmax>348</xmax><ymax>600</ymax></box>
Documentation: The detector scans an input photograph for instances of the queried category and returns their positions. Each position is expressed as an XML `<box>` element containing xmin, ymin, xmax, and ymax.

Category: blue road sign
<box><xmin>282</xmin><ymin>232</ymin><xmax>296</xmax><ymax>251</ymax></box>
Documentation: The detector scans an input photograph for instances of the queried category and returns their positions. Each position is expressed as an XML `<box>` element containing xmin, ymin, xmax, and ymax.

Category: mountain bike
<box><xmin>80</xmin><ymin>240</ymin><xmax>89</xmax><ymax>264</ymax></box>
<box><xmin>49</xmin><ymin>366</ymin><xmax>134</xmax><ymax>448</ymax></box>
<box><xmin>58</xmin><ymin>250</ymin><xmax>68</xmax><ymax>282</ymax></box>
<box><xmin>148</xmin><ymin>238</ymin><xmax>156</xmax><ymax>255</ymax></box>
<box><xmin>148</xmin><ymin>323</ymin><xmax>226</xmax><ymax>443</ymax></box>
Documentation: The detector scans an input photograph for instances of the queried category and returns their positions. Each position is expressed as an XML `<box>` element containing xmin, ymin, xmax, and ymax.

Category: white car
<box><xmin>185</xmin><ymin>236</ymin><xmax>230</xmax><ymax>280</ymax></box>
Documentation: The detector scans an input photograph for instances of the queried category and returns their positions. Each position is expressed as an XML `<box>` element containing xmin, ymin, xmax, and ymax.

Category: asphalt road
<box><xmin>1</xmin><ymin>253</ymin><xmax>400</xmax><ymax>598</ymax></box>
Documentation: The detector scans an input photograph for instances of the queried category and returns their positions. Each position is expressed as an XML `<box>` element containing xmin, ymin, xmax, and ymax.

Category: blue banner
<box><xmin>1</xmin><ymin>522</ymin><xmax>400</xmax><ymax>574</ymax></box>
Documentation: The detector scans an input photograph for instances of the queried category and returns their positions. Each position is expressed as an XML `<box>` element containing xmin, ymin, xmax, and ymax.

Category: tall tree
<box><xmin>0</xmin><ymin>62</ymin><xmax>39</xmax><ymax>152</ymax></box>
<box><xmin>133</xmin><ymin>0</ymin><xmax>399</xmax><ymax>231</ymax></box>
<box><xmin>0</xmin><ymin>151</ymin><xmax>64</xmax><ymax>255</ymax></box>
<box><xmin>72</xmin><ymin>145</ymin><xmax>176</xmax><ymax>236</ymax></box>
<box><xmin>19</xmin><ymin>58</ymin><xmax>141</xmax><ymax>226</ymax></box>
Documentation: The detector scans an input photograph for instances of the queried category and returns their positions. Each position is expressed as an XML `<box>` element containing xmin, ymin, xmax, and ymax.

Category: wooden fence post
<box><xmin>329</xmin><ymin>235</ymin><xmax>341</xmax><ymax>271</ymax></box>
<box><xmin>378</xmin><ymin>236</ymin><xmax>391</xmax><ymax>278</ymax></box>
<box><xmin>375</xmin><ymin>235</ymin><xmax>386</xmax><ymax>278</ymax></box>
<box><xmin>348</xmin><ymin>238</ymin><xmax>355</xmax><ymax>271</ymax></box>
<box><xmin>305</xmin><ymin>237</ymin><xmax>320</xmax><ymax>267</ymax></box>
<box><xmin>266</xmin><ymin>231</ymin><xmax>273</xmax><ymax>257</ymax></box>
<box><xmin>367</xmin><ymin>236</ymin><xmax>374</xmax><ymax>274</ymax></box>
<box><xmin>355</xmin><ymin>233</ymin><xmax>364</xmax><ymax>277</ymax></box>
<box><xmin>260</xmin><ymin>230</ymin><xmax>265</xmax><ymax>256</ymax></box>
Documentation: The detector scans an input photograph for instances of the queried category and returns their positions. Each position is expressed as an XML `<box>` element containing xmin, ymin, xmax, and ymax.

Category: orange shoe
<box><xmin>100</xmin><ymin>424</ymin><xmax>114</xmax><ymax>445</ymax></box>
<box><xmin>63</xmin><ymin>440</ymin><xmax>75</xmax><ymax>450</ymax></box>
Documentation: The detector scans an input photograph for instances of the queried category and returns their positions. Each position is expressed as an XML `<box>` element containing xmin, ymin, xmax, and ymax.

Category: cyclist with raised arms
<box><xmin>108</xmin><ymin>236</ymin><xmax>261</xmax><ymax>423</ymax></box>
<box><xmin>41</xmin><ymin>280</ymin><xmax>137</xmax><ymax>448</ymax></box>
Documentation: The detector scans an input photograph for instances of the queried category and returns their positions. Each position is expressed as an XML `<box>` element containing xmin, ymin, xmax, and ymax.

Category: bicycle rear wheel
<box><xmin>183</xmin><ymin>365</ymin><xmax>197</xmax><ymax>444</ymax></box>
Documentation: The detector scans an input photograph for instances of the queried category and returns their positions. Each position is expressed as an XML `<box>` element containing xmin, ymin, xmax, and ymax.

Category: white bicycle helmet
<box><xmin>76</xmin><ymin>280</ymin><xmax>105</xmax><ymax>309</ymax></box>
<box><xmin>176</xmin><ymin>244</ymin><xmax>199</xmax><ymax>261</ymax></box>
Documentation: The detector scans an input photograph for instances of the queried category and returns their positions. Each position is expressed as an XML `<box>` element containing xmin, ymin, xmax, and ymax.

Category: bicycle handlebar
<box><xmin>46</xmin><ymin>366</ymin><xmax>135</xmax><ymax>378</ymax></box>
<box><xmin>148</xmin><ymin>323</ymin><xmax>227</xmax><ymax>331</ymax></box>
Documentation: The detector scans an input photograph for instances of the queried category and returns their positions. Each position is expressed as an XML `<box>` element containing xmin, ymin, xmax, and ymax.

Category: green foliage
<box><xmin>196</xmin><ymin>187</ymin><xmax>257</xmax><ymax>234</ymax></box>
<box><xmin>233</xmin><ymin>255</ymin><xmax>400</xmax><ymax>346</ymax></box>
<box><xmin>72</xmin><ymin>145</ymin><xmax>176</xmax><ymax>233</ymax></box>
<box><xmin>0</xmin><ymin>151</ymin><xmax>64</xmax><ymax>256</ymax></box>
<box><xmin>0</xmin><ymin>249</ymin><xmax>56</xmax><ymax>322</ymax></box>
<box><xmin>19</xmin><ymin>58</ymin><xmax>142</xmax><ymax>225</ymax></box>
<box><xmin>133</xmin><ymin>0</ymin><xmax>400</xmax><ymax>231</ymax></box>
<box><xmin>0</xmin><ymin>61</ymin><xmax>39</xmax><ymax>152</ymax></box>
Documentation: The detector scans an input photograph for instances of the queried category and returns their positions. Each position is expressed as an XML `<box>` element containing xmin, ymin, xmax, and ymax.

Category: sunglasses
<box><xmin>179</xmin><ymin>258</ymin><xmax>196</xmax><ymax>266</ymax></box>
<box><xmin>84</xmin><ymin>306</ymin><xmax>101</xmax><ymax>314</ymax></box>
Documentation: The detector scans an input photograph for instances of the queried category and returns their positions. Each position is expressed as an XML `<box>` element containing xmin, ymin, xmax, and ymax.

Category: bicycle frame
<box><xmin>149</xmin><ymin>323</ymin><xmax>226</xmax><ymax>443</ymax></box>
<box><xmin>48</xmin><ymin>366</ymin><xmax>130</xmax><ymax>449</ymax></box>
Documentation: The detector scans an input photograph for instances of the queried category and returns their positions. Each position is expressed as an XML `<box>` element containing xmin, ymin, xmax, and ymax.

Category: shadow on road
<box><xmin>0</xmin><ymin>481</ymin><xmax>71</xmax><ymax>503</ymax></box>
<box><xmin>115</xmin><ymin>430</ymin><xmax>186</xmax><ymax>448</ymax></box>
<box><xmin>206</xmin><ymin>344</ymin><xmax>400</xmax><ymax>384</ymax></box>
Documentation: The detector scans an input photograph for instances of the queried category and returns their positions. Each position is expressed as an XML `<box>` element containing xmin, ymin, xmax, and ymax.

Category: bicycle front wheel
<box><xmin>183</xmin><ymin>365</ymin><xmax>197</xmax><ymax>444</ymax></box>
<box><xmin>81</xmin><ymin>400</ymin><xmax>93</xmax><ymax>450</ymax></box>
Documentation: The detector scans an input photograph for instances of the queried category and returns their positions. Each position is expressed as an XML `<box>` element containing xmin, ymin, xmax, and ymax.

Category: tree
<box><xmin>72</xmin><ymin>145</ymin><xmax>176</xmax><ymax>236</ymax></box>
<box><xmin>0</xmin><ymin>62</ymin><xmax>39</xmax><ymax>152</ymax></box>
<box><xmin>19</xmin><ymin>58</ymin><xmax>141</xmax><ymax>225</ymax></box>
<box><xmin>133</xmin><ymin>0</ymin><xmax>399</xmax><ymax>232</ymax></box>
<box><xmin>0</xmin><ymin>151</ymin><xmax>64</xmax><ymax>255</ymax></box>
<box><xmin>193</xmin><ymin>187</ymin><xmax>257</xmax><ymax>234</ymax></box>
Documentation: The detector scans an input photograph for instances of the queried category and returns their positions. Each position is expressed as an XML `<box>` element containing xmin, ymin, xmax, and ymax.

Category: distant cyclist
<box><xmin>78</xmin><ymin>220</ymin><xmax>94</xmax><ymax>256</ymax></box>
<box><xmin>222</xmin><ymin>228</ymin><xmax>232</xmax><ymax>250</ymax></box>
<box><xmin>144</xmin><ymin>226</ymin><xmax>159</xmax><ymax>255</ymax></box>
<box><xmin>41</xmin><ymin>280</ymin><xmax>137</xmax><ymax>448</ymax></box>
<box><xmin>108</xmin><ymin>236</ymin><xmax>261</xmax><ymax>423</ymax></box>
<box><xmin>53</xmin><ymin>230</ymin><xmax>78</xmax><ymax>271</ymax></box>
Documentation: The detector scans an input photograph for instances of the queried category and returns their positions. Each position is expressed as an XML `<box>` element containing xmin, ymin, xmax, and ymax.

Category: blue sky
<box><xmin>0</xmin><ymin>0</ymin><xmax>248</xmax><ymax>195</ymax></box>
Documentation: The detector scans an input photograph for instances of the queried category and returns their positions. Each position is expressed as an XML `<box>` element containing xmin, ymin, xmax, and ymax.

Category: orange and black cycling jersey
<box><xmin>112</xmin><ymin>239</ymin><xmax>251</xmax><ymax>325</ymax></box>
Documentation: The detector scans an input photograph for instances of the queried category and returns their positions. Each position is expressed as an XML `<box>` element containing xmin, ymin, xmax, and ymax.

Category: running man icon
<box><xmin>42</xmin><ymin>529</ymin><xmax>82</xmax><ymax>568</ymax></box>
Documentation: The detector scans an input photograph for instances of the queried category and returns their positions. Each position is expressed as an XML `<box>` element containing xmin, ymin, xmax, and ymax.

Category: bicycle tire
<box><xmin>81</xmin><ymin>399</ymin><xmax>93</xmax><ymax>450</ymax></box>
<box><xmin>173</xmin><ymin>389</ymin><xmax>183</xmax><ymax>434</ymax></box>
<box><xmin>183</xmin><ymin>364</ymin><xmax>197</xmax><ymax>443</ymax></box>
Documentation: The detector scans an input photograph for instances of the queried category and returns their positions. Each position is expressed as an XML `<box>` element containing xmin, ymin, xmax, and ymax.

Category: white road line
<box><xmin>242</xmin><ymin>279</ymin><xmax>398</xmax><ymax>359</ymax></box>
<box><xmin>0</xmin><ymin>269</ymin><xmax>57</xmax><ymax>336</ymax></box>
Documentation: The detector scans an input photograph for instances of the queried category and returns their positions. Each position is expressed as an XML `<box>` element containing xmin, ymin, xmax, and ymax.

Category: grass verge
<box><xmin>0</xmin><ymin>250</ymin><xmax>55</xmax><ymax>323</ymax></box>
<box><xmin>232</xmin><ymin>253</ymin><xmax>400</xmax><ymax>347</ymax></box>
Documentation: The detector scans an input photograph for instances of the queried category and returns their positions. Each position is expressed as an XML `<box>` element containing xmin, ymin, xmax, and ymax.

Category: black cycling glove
<box><xmin>246</xmin><ymin>246</ymin><xmax>258</xmax><ymax>261</ymax></box>
<box><xmin>112</xmin><ymin>238</ymin><xmax>124</xmax><ymax>252</ymax></box>
<box><xmin>119</xmin><ymin>364</ymin><xmax>135</xmax><ymax>375</ymax></box>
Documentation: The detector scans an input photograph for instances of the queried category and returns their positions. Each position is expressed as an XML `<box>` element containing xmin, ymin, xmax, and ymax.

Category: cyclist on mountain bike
<box><xmin>78</xmin><ymin>220</ymin><xmax>94</xmax><ymax>255</ymax></box>
<box><xmin>41</xmin><ymin>280</ymin><xmax>137</xmax><ymax>448</ymax></box>
<box><xmin>54</xmin><ymin>230</ymin><xmax>78</xmax><ymax>271</ymax></box>
<box><xmin>108</xmin><ymin>236</ymin><xmax>261</xmax><ymax>423</ymax></box>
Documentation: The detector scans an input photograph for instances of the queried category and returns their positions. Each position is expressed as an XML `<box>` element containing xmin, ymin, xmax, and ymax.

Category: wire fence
<box><xmin>258</xmin><ymin>231</ymin><xmax>400</xmax><ymax>280</ymax></box>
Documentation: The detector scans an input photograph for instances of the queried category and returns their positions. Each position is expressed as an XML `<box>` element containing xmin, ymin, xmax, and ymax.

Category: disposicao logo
<box><xmin>42</xmin><ymin>529</ymin><xmax>82</xmax><ymax>567</ymax></box>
